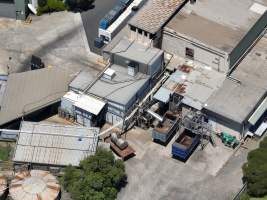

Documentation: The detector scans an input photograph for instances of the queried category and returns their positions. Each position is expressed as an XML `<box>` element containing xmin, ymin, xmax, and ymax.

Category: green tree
<box><xmin>242</xmin><ymin>137</ymin><xmax>267</xmax><ymax>197</ymax></box>
<box><xmin>61</xmin><ymin>148</ymin><xmax>127</xmax><ymax>200</ymax></box>
<box><xmin>65</xmin><ymin>0</ymin><xmax>94</xmax><ymax>11</ymax></box>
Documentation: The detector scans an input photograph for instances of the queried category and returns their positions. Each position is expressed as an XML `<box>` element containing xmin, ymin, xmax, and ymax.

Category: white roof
<box><xmin>13</xmin><ymin>122</ymin><xmax>99</xmax><ymax>166</ymax></box>
<box><xmin>104</xmin><ymin>68</ymin><xmax>116</xmax><ymax>77</ymax></box>
<box><xmin>62</xmin><ymin>91</ymin><xmax>80</xmax><ymax>102</ymax></box>
<box><xmin>74</xmin><ymin>94</ymin><xmax>106</xmax><ymax>115</ymax></box>
<box><xmin>255</xmin><ymin>122</ymin><xmax>267</xmax><ymax>137</ymax></box>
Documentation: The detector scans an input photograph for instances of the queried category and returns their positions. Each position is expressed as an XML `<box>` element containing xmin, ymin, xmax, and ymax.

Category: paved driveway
<box><xmin>81</xmin><ymin>0</ymin><xmax>117</xmax><ymax>54</ymax></box>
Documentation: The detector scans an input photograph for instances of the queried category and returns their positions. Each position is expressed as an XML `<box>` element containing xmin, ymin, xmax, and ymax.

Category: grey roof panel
<box><xmin>205</xmin><ymin>35</ymin><xmax>267</xmax><ymax>124</ymax></box>
<box><xmin>87</xmin><ymin>64</ymin><xmax>150</xmax><ymax>106</ymax></box>
<box><xmin>13</xmin><ymin>121</ymin><xmax>99</xmax><ymax>166</ymax></box>
<box><xmin>0</xmin><ymin>67</ymin><xmax>73</xmax><ymax>125</ymax></box>
<box><xmin>165</xmin><ymin>0</ymin><xmax>267</xmax><ymax>53</ymax></box>
<box><xmin>69</xmin><ymin>69</ymin><xmax>96</xmax><ymax>92</ymax></box>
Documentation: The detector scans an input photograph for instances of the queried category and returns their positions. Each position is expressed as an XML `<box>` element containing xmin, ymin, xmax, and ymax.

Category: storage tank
<box><xmin>9</xmin><ymin>170</ymin><xmax>60</xmax><ymax>200</ymax></box>
<box><xmin>0</xmin><ymin>174</ymin><xmax>7</xmax><ymax>200</ymax></box>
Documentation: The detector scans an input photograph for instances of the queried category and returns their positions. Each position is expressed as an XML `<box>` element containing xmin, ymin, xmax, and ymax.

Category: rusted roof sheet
<box><xmin>9</xmin><ymin>170</ymin><xmax>60</xmax><ymax>200</ymax></box>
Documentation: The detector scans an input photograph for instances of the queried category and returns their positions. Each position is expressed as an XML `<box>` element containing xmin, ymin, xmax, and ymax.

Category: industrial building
<box><xmin>162</xmin><ymin>0</ymin><xmax>267</xmax><ymax>73</ymax></box>
<box><xmin>13</xmin><ymin>121</ymin><xmax>99</xmax><ymax>168</ymax></box>
<box><xmin>88</xmin><ymin>38</ymin><xmax>163</xmax><ymax>126</ymax></box>
<box><xmin>0</xmin><ymin>0</ymin><xmax>29</xmax><ymax>20</ymax></box>
<box><xmin>153</xmin><ymin>61</ymin><xmax>225</xmax><ymax>110</ymax></box>
<box><xmin>128</xmin><ymin>0</ymin><xmax>189</xmax><ymax>47</ymax></box>
<box><xmin>203</xmin><ymin>34</ymin><xmax>267</xmax><ymax>135</ymax></box>
<box><xmin>0</xmin><ymin>67</ymin><xmax>73</xmax><ymax>126</ymax></box>
<box><xmin>61</xmin><ymin>37</ymin><xmax>164</xmax><ymax>127</ymax></box>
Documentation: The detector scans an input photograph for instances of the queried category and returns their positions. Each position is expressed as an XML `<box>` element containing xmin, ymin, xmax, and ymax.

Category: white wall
<box><xmin>162</xmin><ymin>32</ymin><xmax>229</xmax><ymax>73</ymax></box>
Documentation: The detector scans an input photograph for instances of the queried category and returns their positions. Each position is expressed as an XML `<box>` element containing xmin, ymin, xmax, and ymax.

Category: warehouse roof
<box><xmin>110</xmin><ymin>38</ymin><xmax>163</xmax><ymax>65</ymax></box>
<box><xmin>87</xmin><ymin>64</ymin><xmax>150</xmax><ymax>106</ymax></box>
<box><xmin>129</xmin><ymin>0</ymin><xmax>188</xmax><ymax>34</ymax></box>
<box><xmin>74</xmin><ymin>95</ymin><xmax>106</xmax><ymax>116</ymax></box>
<box><xmin>13</xmin><ymin>121</ymin><xmax>99</xmax><ymax>166</ymax></box>
<box><xmin>165</xmin><ymin>0</ymin><xmax>267</xmax><ymax>53</ymax></box>
<box><xmin>154</xmin><ymin>60</ymin><xmax>225</xmax><ymax>110</ymax></box>
<box><xmin>69</xmin><ymin>69</ymin><xmax>96</xmax><ymax>92</ymax></box>
<box><xmin>205</xmin><ymin>35</ymin><xmax>267</xmax><ymax>124</ymax></box>
<box><xmin>0</xmin><ymin>67</ymin><xmax>73</xmax><ymax>125</ymax></box>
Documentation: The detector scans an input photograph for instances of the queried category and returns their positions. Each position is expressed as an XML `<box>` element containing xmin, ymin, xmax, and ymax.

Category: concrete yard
<box><xmin>117</xmin><ymin>127</ymin><xmax>251</xmax><ymax>200</ymax></box>
<box><xmin>0</xmin><ymin>12</ymin><xmax>104</xmax><ymax>75</ymax></box>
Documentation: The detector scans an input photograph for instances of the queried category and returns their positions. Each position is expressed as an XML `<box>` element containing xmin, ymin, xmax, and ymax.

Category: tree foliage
<box><xmin>37</xmin><ymin>0</ymin><xmax>66</xmax><ymax>15</ymax></box>
<box><xmin>65</xmin><ymin>0</ymin><xmax>95</xmax><ymax>11</ymax></box>
<box><xmin>61</xmin><ymin>148</ymin><xmax>127</xmax><ymax>200</ymax></box>
<box><xmin>242</xmin><ymin>137</ymin><xmax>267</xmax><ymax>197</ymax></box>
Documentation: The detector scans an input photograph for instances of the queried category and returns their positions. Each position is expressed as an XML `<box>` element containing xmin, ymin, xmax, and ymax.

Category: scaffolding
<box><xmin>179</xmin><ymin>110</ymin><xmax>217</xmax><ymax>149</ymax></box>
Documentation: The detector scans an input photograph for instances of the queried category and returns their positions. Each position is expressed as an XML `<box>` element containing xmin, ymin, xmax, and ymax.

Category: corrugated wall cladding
<box><xmin>0</xmin><ymin>3</ymin><xmax>16</xmax><ymax>18</ymax></box>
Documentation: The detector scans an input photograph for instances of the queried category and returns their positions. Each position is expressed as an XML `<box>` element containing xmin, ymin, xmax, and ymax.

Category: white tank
<box><xmin>9</xmin><ymin>170</ymin><xmax>60</xmax><ymax>200</ymax></box>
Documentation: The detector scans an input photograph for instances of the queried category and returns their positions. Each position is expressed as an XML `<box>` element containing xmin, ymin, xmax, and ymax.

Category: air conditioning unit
<box><xmin>103</xmin><ymin>68</ymin><xmax>116</xmax><ymax>80</ymax></box>
<box><xmin>128</xmin><ymin>61</ymin><xmax>138</xmax><ymax>76</ymax></box>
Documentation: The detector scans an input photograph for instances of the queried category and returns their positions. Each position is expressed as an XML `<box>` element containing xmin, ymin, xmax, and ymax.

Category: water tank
<box><xmin>9</xmin><ymin>170</ymin><xmax>61</xmax><ymax>200</ymax></box>
<box><xmin>0</xmin><ymin>174</ymin><xmax>7</xmax><ymax>200</ymax></box>
<box><xmin>117</xmin><ymin>138</ymin><xmax>128</xmax><ymax>150</ymax></box>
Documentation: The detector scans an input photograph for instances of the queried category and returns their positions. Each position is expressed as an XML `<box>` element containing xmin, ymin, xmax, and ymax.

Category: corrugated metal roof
<box><xmin>129</xmin><ymin>0</ymin><xmax>187</xmax><ymax>34</ymax></box>
<box><xmin>153</xmin><ymin>62</ymin><xmax>225</xmax><ymax>109</ymax></box>
<box><xmin>13</xmin><ymin>121</ymin><xmax>99</xmax><ymax>166</ymax></box>
<box><xmin>0</xmin><ymin>67</ymin><xmax>74</xmax><ymax>125</ymax></box>
<box><xmin>248</xmin><ymin>96</ymin><xmax>267</xmax><ymax>125</ymax></box>
<box><xmin>10</xmin><ymin>170</ymin><xmax>60</xmax><ymax>200</ymax></box>
<box><xmin>153</xmin><ymin>87</ymin><xmax>172</xmax><ymax>103</ymax></box>
<box><xmin>74</xmin><ymin>94</ymin><xmax>106</xmax><ymax>115</ymax></box>
<box><xmin>254</xmin><ymin>122</ymin><xmax>267</xmax><ymax>136</ymax></box>
<box><xmin>62</xmin><ymin>91</ymin><xmax>80</xmax><ymax>102</ymax></box>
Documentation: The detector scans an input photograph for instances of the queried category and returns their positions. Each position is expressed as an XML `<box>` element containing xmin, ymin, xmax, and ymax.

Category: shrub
<box><xmin>242</xmin><ymin>137</ymin><xmax>267</xmax><ymax>197</ymax></box>
<box><xmin>65</xmin><ymin>0</ymin><xmax>94</xmax><ymax>11</ymax></box>
<box><xmin>37</xmin><ymin>0</ymin><xmax>66</xmax><ymax>15</ymax></box>
<box><xmin>61</xmin><ymin>148</ymin><xmax>127</xmax><ymax>200</ymax></box>
<box><xmin>38</xmin><ymin>0</ymin><xmax>47</xmax><ymax>7</ymax></box>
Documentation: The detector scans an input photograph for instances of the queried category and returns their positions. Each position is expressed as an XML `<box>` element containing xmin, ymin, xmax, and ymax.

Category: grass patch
<box><xmin>0</xmin><ymin>143</ymin><xmax>11</xmax><ymax>161</ymax></box>
<box><xmin>251</xmin><ymin>196</ymin><xmax>267</xmax><ymax>200</ymax></box>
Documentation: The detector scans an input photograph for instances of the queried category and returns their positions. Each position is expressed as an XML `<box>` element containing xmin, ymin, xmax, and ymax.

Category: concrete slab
<box><xmin>117</xmin><ymin>128</ymin><xmax>249</xmax><ymax>200</ymax></box>
<box><xmin>0</xmin><ymin>12</ymin><xmax>104</xmax><ymax>75</ymax></box>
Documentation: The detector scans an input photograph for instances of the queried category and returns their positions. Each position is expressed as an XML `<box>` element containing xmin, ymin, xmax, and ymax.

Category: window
<box><xmin>144</xmin><ymin>32</ymin><xmax>148</xmax><ymax>37</ymax></box>
<box><xmin>138</xmin><ymin>29</ymin><xmax>142</xmax><ymax>34</ymax></box>
<box><xmin>130</xmin><ymin>26</ymin><xmax>136</xmax><ymax>32</ymax></box>
<box><xmin>185</xmin><ymin>47</ymin><xmax>194</xmax><ymax>59</ymax></box>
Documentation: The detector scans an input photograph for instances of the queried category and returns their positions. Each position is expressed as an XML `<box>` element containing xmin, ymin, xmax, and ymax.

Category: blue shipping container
<box><xmin>172</xmin><ymin>129</ymin><xmax>200</xmax><ymax>161</ymax></box>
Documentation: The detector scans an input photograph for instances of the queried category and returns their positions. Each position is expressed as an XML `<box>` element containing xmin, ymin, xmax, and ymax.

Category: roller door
<box><xmin>0</xmin><ymin>2</ymin><xmax>16</xmax><ymax>19</ymax></box>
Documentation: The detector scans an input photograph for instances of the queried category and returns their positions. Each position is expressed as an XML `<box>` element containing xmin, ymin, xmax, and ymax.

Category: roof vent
<box><xmin>103</xmin><ymin>68</ymin><xmax>116</xmax><ymax>80</ymax></box>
